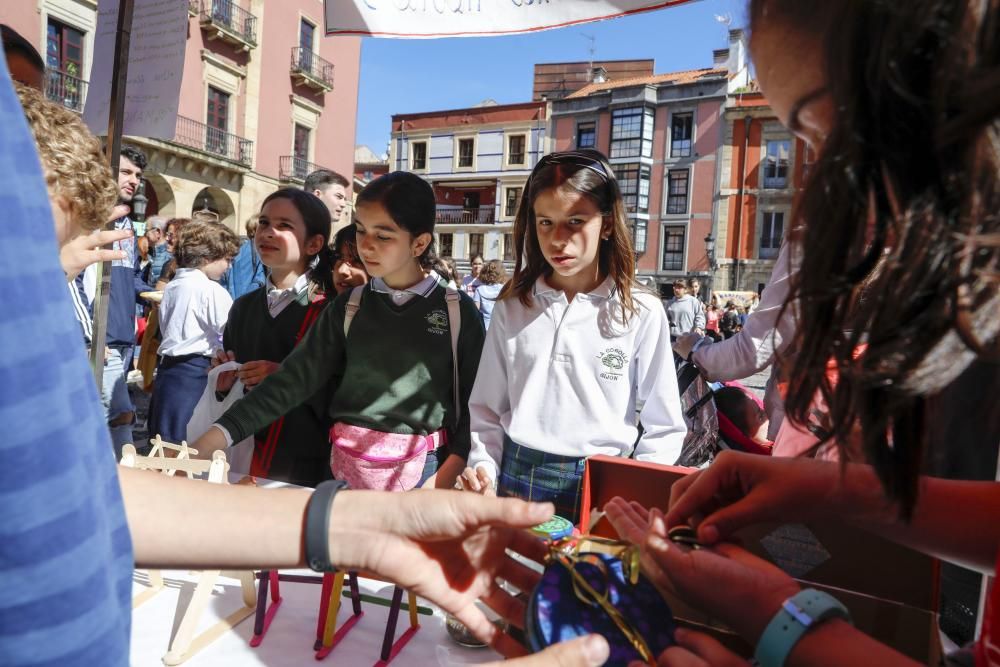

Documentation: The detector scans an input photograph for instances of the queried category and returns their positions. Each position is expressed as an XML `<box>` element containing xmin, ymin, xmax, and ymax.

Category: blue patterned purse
<box><xmin>525</xmin><ymin>536</ymin><xmax>677</xmax><ymax>666</ymax></box>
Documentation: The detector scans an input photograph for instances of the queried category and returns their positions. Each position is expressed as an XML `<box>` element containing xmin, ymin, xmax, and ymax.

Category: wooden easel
<box><xmin>120</xmin><ymin>442</ymin><xmax>258</xmax><ymax>665</ymax></box>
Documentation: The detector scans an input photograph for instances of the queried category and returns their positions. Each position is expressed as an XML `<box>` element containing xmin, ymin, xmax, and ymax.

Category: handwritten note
<box><xmin>83</xmin><ymin>0</ymin><xmax>188</xmax><ymax>139</ymax></box>
<box><xmin>325</xmin><ymin>0</ymin><xmax>693</xmax><ymax>38</ymax></box>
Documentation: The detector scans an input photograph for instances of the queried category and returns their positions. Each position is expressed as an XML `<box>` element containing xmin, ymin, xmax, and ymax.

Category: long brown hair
<box><xmin>751</xmin><ymin>0</ymin><xmax>1000</xmax><ymax>515</ymax></box>
<box><xmin>502</xmin><ymin>149</ymin><xmax>638</xmax><ymax>321</ymax></box>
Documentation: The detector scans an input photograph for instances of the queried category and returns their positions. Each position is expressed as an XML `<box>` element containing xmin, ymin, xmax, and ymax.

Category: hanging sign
<box><xmin>325</xmin><ymin>0</ymin><xmax>696</xmax><ymax>38</ymax></box>
<box><xmin>83</xmin><ymin>0</ymin><xmax>188</xmax><ymax>139</ymax></box>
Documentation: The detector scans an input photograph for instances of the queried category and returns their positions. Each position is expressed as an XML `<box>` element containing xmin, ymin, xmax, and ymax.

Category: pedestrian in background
<box><xmin>664</xmin><ymin>278</ymin><xmax>706</xmax><ymax>340</ymax></box>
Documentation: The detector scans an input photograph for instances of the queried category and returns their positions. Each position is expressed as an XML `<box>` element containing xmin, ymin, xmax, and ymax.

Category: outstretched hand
<box><xmin>605</xmin><ymin>496</ymin><xmax>799</xmax><ymax>643</ymax></box>
<box><xmin>328</xmin><ymin>490</ymin><xmax>552</xmax><ymax>657</ymax></box>
<box><xmin>60</xmin><ymin>204</ymin><xmax>132</xmax><ymax>280</ymax></box>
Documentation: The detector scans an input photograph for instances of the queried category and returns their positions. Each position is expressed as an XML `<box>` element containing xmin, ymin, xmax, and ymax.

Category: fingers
<box><xmin>488</xmin><ymin>635</ymin><xmax>610</xmax><ymax>667</ymax></box>
<box><xmin>458</xmin><ymin>466</ymin><xmax>486</xmax><ymax>492</ymax></box>
<box><xmin>604</xmin><ymin>496</ymin><xmax>651</xmax><ymax>545</ymax></box>
<box><xmin>107</xmin><ymin>204</ymin><xmax>130</xmax><ymax>223</ymax></box>
<box><xmin>478</xmin><ymin>468</ymin><xmax>497</xmax><ymax>496</ymax></box>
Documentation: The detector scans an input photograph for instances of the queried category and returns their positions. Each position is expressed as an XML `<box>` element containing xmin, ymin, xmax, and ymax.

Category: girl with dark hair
<box><xmin>194</xmin><ymin>173</ymin><xmax>485</xmax><ymax>491</ymax></box>
<box><xmin>210</xmin><ymin>188</ymin><xmax>336</xmax><ymax>486</ymax></box>
<box><xmin>601</xmin><ymin>0</ymin><xmax>1000</xmax><ymax>665</ymax></box>
<box><xmin>459</xmin><ymin>149</ymin><xmax>686</xmax><ymax>522</ymax></box>
<box><xmin>331</xmin><ymin>223</ymin><xmax>368</xmax><ymax>295</ymax></box>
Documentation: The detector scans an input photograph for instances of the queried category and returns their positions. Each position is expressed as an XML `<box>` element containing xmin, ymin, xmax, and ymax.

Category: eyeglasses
<box><xmin>535</xmin><ymin>150</ymin><xmax>611</xmax><ymax>182</ymax></box>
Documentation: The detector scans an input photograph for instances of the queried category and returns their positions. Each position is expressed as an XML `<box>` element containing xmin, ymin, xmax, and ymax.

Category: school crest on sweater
<box><xmin>597</xmin><ymin>347</ymin><xmax>629</xmax><ymax>382</ymax></box>
<box><xmin>425</xmin><ymin>309</ymin><xmax>448</xmax><ymax>335</ymax></box>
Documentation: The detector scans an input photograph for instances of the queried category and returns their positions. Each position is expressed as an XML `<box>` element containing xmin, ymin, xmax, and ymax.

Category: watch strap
<box><xmin>754</xmin><ymin>588</ymin><xmax>851</xmax><ymax>667</ymax></box>
<box><xmin>305</xmin><ymin>479</ymin><xmax>349</xmax><ymax>572</ymax></box>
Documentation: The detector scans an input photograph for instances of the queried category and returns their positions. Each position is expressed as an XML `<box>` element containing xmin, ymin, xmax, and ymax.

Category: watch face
<box><xmin>526</xmin><ymin>552</ymin><xmax>676</xmax><ymax>665</ymax></box>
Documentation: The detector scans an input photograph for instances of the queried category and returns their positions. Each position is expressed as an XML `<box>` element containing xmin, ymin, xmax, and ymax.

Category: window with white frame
<box><xmin>616</xmin><ymin>164</ymin><xmax>638</xmax><ymax>212</ymax></box>
<box><xmin>661</xmin><ymin>225</ymin><xmax>686</xmax><ymax>271</ymax></box>
<box><xmin>670</xmin><ymin>112</ymin><xmax>693</xmax><ymax>158</ymax></box>
<box><xmin>438</xmin><ymin>233</ymin><xmax>453</xmax><ymax>258</ymax></box>
<box><xmin>468</xmin><ymin>233</ymin><xmax>484</xmax><ymax>258</ymax></box>
<box><xmin>610</xmin><ymin>107</ymin><xmax>654</xmax><ymax>159</ymax></box>
<box><xmin>617</xmin><ymin>164</ymin><xmax>651</xmax><ymax>214</ymax></box>
<box><xmin>411</xmin><ymin>141</ymin><xmax>427</xmax><ymax>170</ymax></box>
<box><xmin>759</xmin><ymin>211</ymin><xmax>784</xmax><ymax>259</ymax></box>
<box><xmin>508</xmin><ymin>135</ymin><xmax>525</xmax><ymax>165</ymax></box>
<box><xmin>665</xmin><ymin>169</ymin><xmax>690</xmax><ymax>215</ymax></box>
<box><xmin>763</xmin><ymin>140</ymin><xmax>790</xmax><ymax>188</ymax></box>
<box><xmin>504</xmin><ymin>187</ymin><xmax>522</xmax><ymax>217</ymax></box>
<box><xmin>503</xmin><ymin>233</ymin><xmax>514</xmax><ymax>261</ymax></box>
<box><xmin>632</xmin><ymin>218</ymin><xmax>648</xmax><ymax>254</ymax></box>
<box><xmin>576</xmin><ymin>121</ymin><xmax>596</xmax><ymax>149</ymax></box>
<box><xmin>458</xmin><ymin>138</ymin><xmax>475</xmax><ymax>168</ymax></box>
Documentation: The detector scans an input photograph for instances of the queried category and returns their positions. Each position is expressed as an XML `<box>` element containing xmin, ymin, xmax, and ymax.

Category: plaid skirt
<box><xmin>497</xmin><ymin>436</ymin><xmax>586</xmax><ymax>524</ymax></box>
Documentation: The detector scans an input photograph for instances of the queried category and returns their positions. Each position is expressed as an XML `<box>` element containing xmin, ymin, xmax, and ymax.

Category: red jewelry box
<box><xmin>579</xmin><ymin>455</ymin><xmax>942</xmax><ymax>664</ymax></box>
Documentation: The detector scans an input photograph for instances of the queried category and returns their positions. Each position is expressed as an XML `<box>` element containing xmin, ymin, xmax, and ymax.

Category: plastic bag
<box><xmin>186</xmin><ymin>361</ymin><xmax>254</xmax><ymax>474</ymax></box>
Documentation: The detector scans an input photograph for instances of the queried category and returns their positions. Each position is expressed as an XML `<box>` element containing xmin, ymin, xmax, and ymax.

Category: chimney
<box><xmin>727</xmin><ymin>29</ymin><xmax>747</xmax><ymax>75</ymax></box>
<box><xmin>591</xmin><ymin>66</ymin><xmax>607</xmax><ymax>83</ymax></box>
<box><xmin>713</xmin><ymin>48</ymin><xmax>729</xmax><ymax>66</ymax></box>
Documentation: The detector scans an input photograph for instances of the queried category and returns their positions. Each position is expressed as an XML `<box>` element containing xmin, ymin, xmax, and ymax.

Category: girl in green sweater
<box><xmin>195</xmin><ymin>173</ymin><xmax>485</xmax><ymax>491</ymax></box>
<box><xmin>211</xmin><ymin>188</ymin><xmax>336</xmax><ymax>487</ymax></box>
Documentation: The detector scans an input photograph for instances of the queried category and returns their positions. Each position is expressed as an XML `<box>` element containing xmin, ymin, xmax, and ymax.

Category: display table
<box><xmin>131</xmin><ymin>569</ymin><xmax>502</xmax><ymax>665</ymax></box>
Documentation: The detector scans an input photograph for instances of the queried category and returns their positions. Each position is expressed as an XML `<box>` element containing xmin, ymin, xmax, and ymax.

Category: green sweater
<box><xmin>217</xmin><ymin>281</ymin><xmax>486</xmax><ymax>459</ymax></box>
<box><xmin>222</xmin><ymin>287</ymin><xmax>332</xmax><ymax>486</ymax></box>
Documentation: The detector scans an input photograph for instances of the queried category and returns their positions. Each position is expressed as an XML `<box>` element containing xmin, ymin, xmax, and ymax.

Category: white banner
<box><xmin>325</xmin><ymin>0</ymin><xmax>696</xmax><ymax>38</ymax></box>
<box><xmin>83</xmin><ymin>0</ymin><xmax>188</xmax><ymax>139</ymax></box>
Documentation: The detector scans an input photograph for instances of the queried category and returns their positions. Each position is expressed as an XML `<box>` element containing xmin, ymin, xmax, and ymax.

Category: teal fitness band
<box><xmin>305</xmin><ymin>479</ymin><xmax>349</xmax><ymax>572</ymax></box>
<box><xmin>754</xmin><ymin>588</ymin><xmax>851</xmax><ymax>667</ymax></box>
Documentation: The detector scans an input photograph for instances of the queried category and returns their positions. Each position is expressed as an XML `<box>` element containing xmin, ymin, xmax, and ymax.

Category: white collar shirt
<box><xmin>466</xmin><ymin>276</ymin><xmax>687</xmax><ymax>482</ymax></box>
<box><xmin>266</xmin><ymin>273</ymin><xmax>310</xmax><ymax>318</ymax></box>
<box><xmin>370</xmin><ymin>273</ymin><xmax>439</xmax><ymax>306</ymax></box>
<box><xmin>158</xmin><ymin>268</ymin><xmax>233</xmax><ymax>357</ymax></box>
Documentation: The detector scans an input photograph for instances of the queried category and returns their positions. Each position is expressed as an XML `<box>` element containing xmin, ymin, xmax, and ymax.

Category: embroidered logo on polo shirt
<box><xmin>597</xmin><ymin>347</ymin><xmax>628</xmax><ymax>381</ymax></box>
<box><xmin>425</xmin><ymin>309</ymin><xmax>448</xmax><ymax>335</ymax></box>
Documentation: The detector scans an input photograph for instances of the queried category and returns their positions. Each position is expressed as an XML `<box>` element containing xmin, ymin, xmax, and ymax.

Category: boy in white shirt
<box><xmin>148</xmin><ymin>219</ymin><xmax>239</xmax><ymax>444</ymax></box>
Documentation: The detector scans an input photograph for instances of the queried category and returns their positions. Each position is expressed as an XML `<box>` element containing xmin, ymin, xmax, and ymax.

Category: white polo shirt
<box><xmin>467</xmin><ymin>276</ymin><xmax>687</xmax><ymax>482</ymax></box>
<box><xmin>158</xmin><ymin>268</ymin><xmax>232</xmax><ymax>357</ymax></box>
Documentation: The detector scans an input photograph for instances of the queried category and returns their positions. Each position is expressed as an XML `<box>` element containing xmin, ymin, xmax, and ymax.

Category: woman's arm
<box><xmin>666</xmin><ymin>452</ymin><xmax>1000</xmax><ymax>574</ymax></box>
<box><xmin>119</xmin><ymin>466</ymin><xmax>557</xmax><ymax>657</ymax></box>
<box><xmin>205</xmin><ymin>300</ymin><xmax>346</xmax><ymax>451</ymax></box>
<box><xmin>464</xmin><ymin>303</ymin><xmax>511</xmax><ymax>487</ymax></box>
<box><xmin>633</xmin><ymin>298</ymin><xmax>687</xmax><ymax>464</ymax></box>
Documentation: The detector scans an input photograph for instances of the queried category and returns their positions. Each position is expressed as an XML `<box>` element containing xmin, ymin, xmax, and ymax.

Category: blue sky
<box><xmin>353</xmin><ymin>0</ymin><xmax>745</xmax><ymax>154</ymax></box>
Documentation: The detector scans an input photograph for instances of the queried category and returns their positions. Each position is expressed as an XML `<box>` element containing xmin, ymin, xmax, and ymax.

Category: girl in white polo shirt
<box><xmin>459</xmin><ymin>149</ymin><xmax>687</xmax><ymax>522</ymax></box>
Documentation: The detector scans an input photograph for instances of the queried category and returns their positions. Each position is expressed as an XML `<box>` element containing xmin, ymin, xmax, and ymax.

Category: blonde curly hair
<box><xmin>14</xmin><ymin>81</ymin><xmax>117</xmax><ymax>233</ymax></box>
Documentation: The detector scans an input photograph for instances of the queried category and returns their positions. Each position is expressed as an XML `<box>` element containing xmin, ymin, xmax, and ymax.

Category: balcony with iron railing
<box><xmin>290</xmin><ymin>47</ymin><xmax>334</xmax><ymax>92</ymax></box>
<box><xmin>45</xmin><ymin>69</ymin><xmax>87</xmax><ymax>113</ymax></box>
<box><xmin>170</xmin><ymin>115</ymin><xmax>254</xmax><ymax>167</ymax></box>
<box><xmin>278</xmin><ymin>156</ymin><xmax>327</xmax><ymax>183</ymax></box>
<box><xmin>435</xmin><ymin>207</ymin><xmax>496</xmax><ymax>226</ymax></box>
<box><xmin>192</xmin><ymin>0</ymin><xmax>258</xmax><ymax>50</ymax></box>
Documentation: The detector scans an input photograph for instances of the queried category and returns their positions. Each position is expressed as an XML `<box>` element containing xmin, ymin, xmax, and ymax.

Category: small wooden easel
<box><xmin>120</xmin><ymin>441</ymin><xmax>258</xmax><ymax>665</ymax></box>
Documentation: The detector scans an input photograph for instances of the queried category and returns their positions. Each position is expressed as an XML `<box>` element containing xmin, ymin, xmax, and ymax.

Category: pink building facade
<box><xmin>549</xmin><ymin>31</ymin><xmax>749</xmax><ymax>298</ymax></box>
<box><xmin>3</xmin><ymin>0</ymin><xmax>361</xmax><ymax>230</ymax></box>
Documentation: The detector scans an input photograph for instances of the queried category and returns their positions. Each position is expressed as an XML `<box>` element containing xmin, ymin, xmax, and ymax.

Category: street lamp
<box><xmin>704</xmin><ymin>232</ymin><xmax>718</xmax><ymax>303</ymax></box>
<box><xmin>132</xmin><ymin>180</ymin><xmax>148</xmax><ymax>224</ymax></box>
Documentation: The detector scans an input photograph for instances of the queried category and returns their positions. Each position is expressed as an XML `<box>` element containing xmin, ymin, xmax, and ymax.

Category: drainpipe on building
<box><xmin>730</xmin><ymin>114</ymin><xmax>751</xmax><ymax>290</ymax></box>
